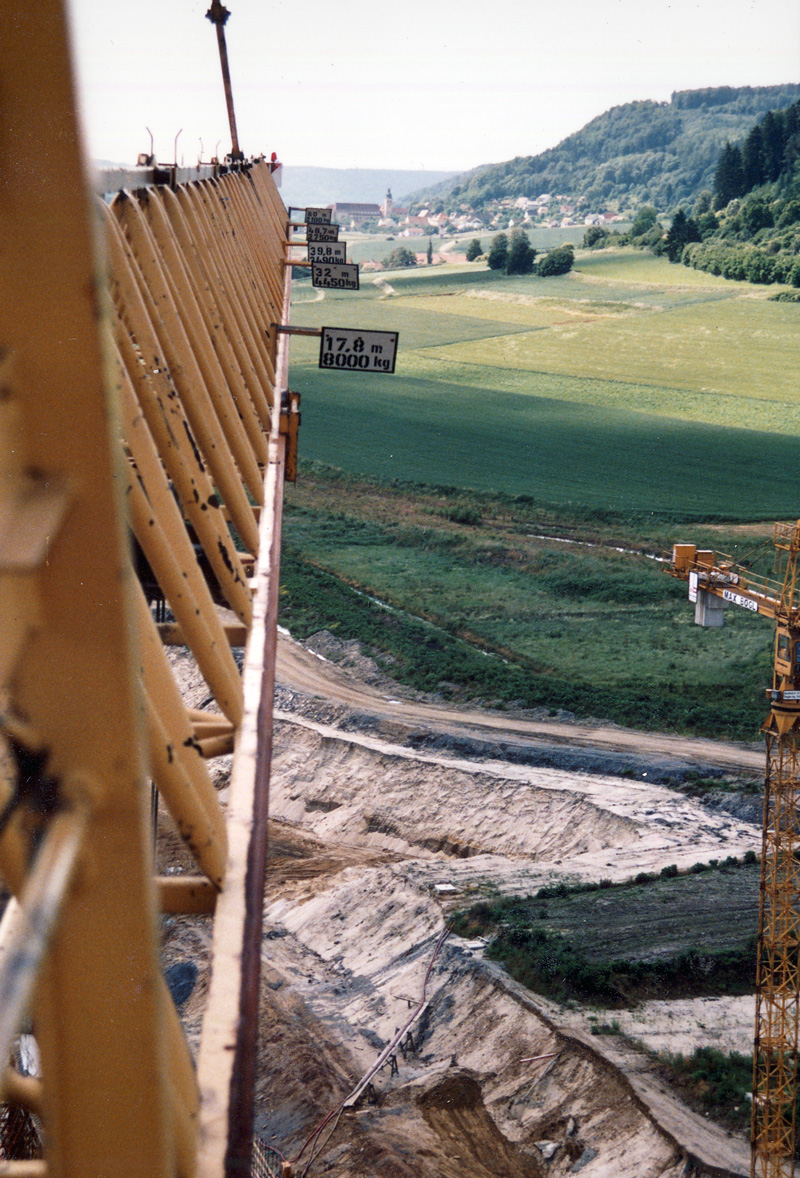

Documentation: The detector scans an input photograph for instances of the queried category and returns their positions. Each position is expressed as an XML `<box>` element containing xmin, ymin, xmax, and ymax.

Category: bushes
<box><xmin>681</xmin><ymin>238</ymin><xmax>789</xmax><ymax>283</ymax></box>
<box><xmin>506</xmin><ymin>230</ymin><xmax>536</xmax><ymax>275</ymax></box>
<box><xmin>537</xmin><ymin>245</ymin><xmax>574</xmax><ymax>276</ymax></box>
<box><xmin>488</xmin><ymin>230</ymin><xmax>537</xmax><ymax>275</ymax></box>
<box><xmin>744</xmin><ymin>251</ymin><xmax>776</xmax><ymax>284</ymax></box>
<box><xmin>487</xmin><ymin>926</ymin><xmax>619</xmax><ymax>1004</ymax></box>
<box><xmin>487</xmin><ymin>233</ymin><xmax>508</xmax><ymax>271</ymax></box>
<box><xmin>451</xmin><ymin>857</ymin><xmax>761</xmax><ymax>1006</ymax></box>
<box><xmin>532</xmin><ymin>548</ymin><xmax>675</xmax><ymax>605</ymax></box>
<box><xmin>484</xmin><ymin>925</ymin><xmax>757</xmax><ymax>1006</ymax></box>
<box><xmin>486</xmin><ymin>232</ymin><xmax>574</xmax><ymax>277</ymax></box>
<box><xmin>663</xmin><ymin>1048</ymin><xmax>753</xmax><ymax>1133</ymax></box>
<box><xmin>440</xmin><ymin>504</ymin><xmax>482</xmax><ymax>526</ymax></box>
<box><xmin>384</xmin><ymin>246</ymin><xmax>417</xmax><ymax>269</ymax></box>
<box><xmin>279</xmin><ymin>544</ymin><xmax>765</xmax><ymax>736</ymax></box>
<box><xmin>582</xmin><ymin>226</ymin><xmax>609</xmax><ymax>249</ymax></box>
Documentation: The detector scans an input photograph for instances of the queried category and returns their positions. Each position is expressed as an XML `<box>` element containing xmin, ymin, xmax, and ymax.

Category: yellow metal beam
<box><xmin>109</xmin><ymin>266</ymin><xmax>253</xmax><ymax>625</ymax></box>
<box><xmin>3</xmin><ymin>5</ymin><xmax>292</xmax><ymax>1168</ymax></box>
<box><xmin>157</xmin><ymin>876</ymin><xmax>218</xmax><ymax>915</ymax></box>
<box><xmin>182</xmin><ymin>184</ymin><xmax>278</xmax><ymax>397</ymax></box>
<box><xmin>0</xmin><ymin>3</ymin><xmax>182</xmax><ymax>1172</ymax></box>
<box><xmin>136</xmin><ymin>587</ymin><xmax>228</xmax><ymax>888</ymax></box>
<box><xmin>110</xmin><ymin>194</ymin><xmax>261</xmax><ymax>547</ymax></box>
<box><xmin>146</xmin><ymin>189</ymin><xmax>270</xmax><ymax>469</ymax></box>
<box><xmin>2</xmin><ymin>1070</ymin><xmax>44</xmax><ymax>1117</ymax></box>
<box><xmin>168</xmin><ymin>188</ymin><xmax>275</xmax><ymax>426</ymax></box>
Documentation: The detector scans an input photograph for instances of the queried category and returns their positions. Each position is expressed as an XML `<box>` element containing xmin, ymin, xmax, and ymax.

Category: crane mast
<box><xmin>670</xmin><ymin>522</ymin><xmax>800</xmax><ymax>1178</ymax></box>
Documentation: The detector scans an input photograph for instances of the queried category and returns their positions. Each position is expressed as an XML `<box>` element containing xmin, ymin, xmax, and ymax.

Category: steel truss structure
<box><xmin>0</xmin><ymin>2</ymin><xmax>296</xmax><ymax>1174</ymax></box>
<box><xmin>671</xmin><ymin>524</ymin><xmax>800</xmax><ymax>1178</ymax></box>
<box><xmin>754</xmin><ymin>730</ymin><xmax>800</xmax><ymax>1177</ymax></box>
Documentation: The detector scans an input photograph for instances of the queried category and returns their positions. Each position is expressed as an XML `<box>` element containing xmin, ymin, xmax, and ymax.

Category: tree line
<box><xmin>714</xmin><ymin>102</ymin><xmax>800</xmax><ymax>207</ymax></box>
<box><xmin>582</xmin><ymin>98</ymin><xmax>800</xmax><ymax>290</ymax></box>
<box><xmin>465</xmin><ymin>230</ymin><xmax>574</xmax><ymax>277</ymax></box>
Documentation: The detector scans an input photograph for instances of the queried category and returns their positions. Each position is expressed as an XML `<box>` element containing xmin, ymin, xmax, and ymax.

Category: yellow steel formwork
<box><xmin>0</xmin><ymin>2</ymin><xmax>295</xmax><ymax>1174</ymax></box>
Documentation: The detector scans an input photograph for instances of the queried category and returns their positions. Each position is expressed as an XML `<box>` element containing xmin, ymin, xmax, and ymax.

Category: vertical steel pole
<box><xmin>206</xmin><ymin>1</ymin><xmax>243</xmax><ymax>160</ymax></box>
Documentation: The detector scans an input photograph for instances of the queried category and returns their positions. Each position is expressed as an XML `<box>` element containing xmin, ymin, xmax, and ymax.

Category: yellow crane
<box><xmin>670</xmin><ymin>522</ymin><xmax>800</xmax><ymax>1178</ymax></box>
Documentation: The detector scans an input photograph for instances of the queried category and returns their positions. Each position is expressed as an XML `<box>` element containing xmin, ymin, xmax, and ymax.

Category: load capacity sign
<box><xmin>307</xmin><ymin>242</ymin><xmax>346</xmax><ymax>263</ymax></box>
<box><xmin>311</xmin><ymin>262</ymin><xmax>359</xmax><ymax>291</ymax></box>
<box><xmin>319</xmin><ymin>327</ymin><xmax>398</xmax><ymax>374</ymax></box>
<box><xmin>306</xmin><ymin>223</ymin><xmax>339</xmax><ymax>242</ymax></box>
<box><xmin>305</xmin><ymin>207</ymin><xmax>332</xmax><ymax>224</ymax></box>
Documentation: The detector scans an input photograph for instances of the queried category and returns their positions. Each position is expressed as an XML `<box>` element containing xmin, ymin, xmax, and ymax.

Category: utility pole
<box><xmin>205</xmin><ymin>0</ymin><xmax>243</xmax><ymax>161</ymax></box>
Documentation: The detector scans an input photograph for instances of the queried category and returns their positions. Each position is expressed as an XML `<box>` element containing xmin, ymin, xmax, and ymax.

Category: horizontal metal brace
<box><xmin>0</xmin><ymin>1161</ymin><xmax>47</xmax><ymax>1176</ymax></box>
<box><xmin>157</xmin><ymin>620</ymin><xmax>248</xmax><ymax>647</ymax></box>
<box><xmin>157</xmin><ymin>875</ymin><xmax>218</xmax><ymax>914</ymax></box>
<box><xmin>198</xmin><ymin>732</ymin><xmax>235</xmax><ymax>758</ymax></box>
<box><xmin>270</xmin><ymin>325</ymin><xmax>321</xmax><ymax>337</ymax></box>
<box><xmin>2</xmin><ymin>1066</ymin><xmax>43</xmax><ymax>1115</ymax></box>
<box><xmin>282</xmin><ymin>259</ymin><xmax>311</xmax><ymax>267</ymax></box>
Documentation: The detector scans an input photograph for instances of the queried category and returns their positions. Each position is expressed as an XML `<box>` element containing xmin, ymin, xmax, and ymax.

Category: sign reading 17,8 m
<box><xmin>319</xmin><ymin>327</ymin><xmax>399</xmax><ymax>374</ymax></box>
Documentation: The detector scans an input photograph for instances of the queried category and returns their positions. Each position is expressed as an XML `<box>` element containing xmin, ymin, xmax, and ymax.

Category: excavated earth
<box><xmin>166</xmin><ymin>632</ymin><xmax>766</xmax><ymax>1177</ymax></box>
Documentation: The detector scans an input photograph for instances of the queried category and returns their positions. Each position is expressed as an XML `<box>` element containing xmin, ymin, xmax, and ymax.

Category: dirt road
<box><xmin>275</xmin><ymin>631</ymin><xmax>764</xmax><ymax>775</ymax></box>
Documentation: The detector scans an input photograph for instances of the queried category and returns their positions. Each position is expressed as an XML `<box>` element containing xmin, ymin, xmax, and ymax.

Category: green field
<box><xmin>288</xmin><ymin>251</ymin><xmax>800</xmax><ymax>518</ymax></box>
<box><xmin>280</xmin><ymin>247</ymin><xmax>799</xmax><ymax>737</ymax></box>
<box><xmin>451</xmin><ymin>860</ymin><xmax>760</xmax><ymax>1005</ymax></box>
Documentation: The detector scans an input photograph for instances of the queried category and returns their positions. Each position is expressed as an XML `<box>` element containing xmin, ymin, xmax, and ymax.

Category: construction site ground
<box><xmin>166</xmin><ymin>631</ymin><xmax>765</xmax><ymax>1177</ymax></box>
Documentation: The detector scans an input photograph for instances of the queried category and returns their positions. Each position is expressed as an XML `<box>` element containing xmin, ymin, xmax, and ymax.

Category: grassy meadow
<box><xmin>280</xmin><ymin>246</ymin><xmax>800</xmax><ymax>739</ymax></box>
<box><xmin>450</xmin><ymin>857</ymin><xmax>760</xmax><ymax>1005</ymax></box>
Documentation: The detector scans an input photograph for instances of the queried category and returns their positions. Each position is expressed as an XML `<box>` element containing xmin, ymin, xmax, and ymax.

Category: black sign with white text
<box><xmin>305</xmin><ymin>207</ymin><xmax>332</xmax><ymax>224</ymax></box>
<box><xmin>311</xmin><ymin>262</ymin><xmax>360</xmax><ymax>291</ymax></box>
<box><xmin>307</xmin><ymin>242</ymin><xmax>347</xmax><ymax>263</ymax></box>
<box><xmin>306</xmin><ymin>223</ymin><xmax>340</xmax><ymax>242</ymax></box>
<box><xmin>319</xmin><ymin>327</ymin><xmax>398</xmax><ymax>374</ymax></box>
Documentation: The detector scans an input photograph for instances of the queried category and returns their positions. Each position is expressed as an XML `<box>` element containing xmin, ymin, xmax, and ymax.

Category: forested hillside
<box><xmin>664</xmin><ymin>99</ymin><xmax>800</xmax><ymax>287</ymax></box>
<box><xmin>411</xmin><ymin>85</ymin><xmax>800</xmax><ymax>215</ymax></box>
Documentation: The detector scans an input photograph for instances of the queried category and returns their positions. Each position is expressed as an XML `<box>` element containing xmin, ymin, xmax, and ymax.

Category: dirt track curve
<box><xmin>275</xmin><ymin>632</ymin><xmax>764</xmax><ymax>775</ymax></box>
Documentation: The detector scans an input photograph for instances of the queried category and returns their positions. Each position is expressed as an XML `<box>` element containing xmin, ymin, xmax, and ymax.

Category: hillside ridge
<box><xmin>407</xmin><ymin>83</ymin><xmax>800</xmax><ymax>215</ymax></box>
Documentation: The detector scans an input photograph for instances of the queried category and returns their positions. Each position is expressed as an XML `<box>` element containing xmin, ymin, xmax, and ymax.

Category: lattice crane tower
<box><xmin>670</xmin><ymin>521</ymin><xmax>800</xmax><ymax>1178</ymax></box>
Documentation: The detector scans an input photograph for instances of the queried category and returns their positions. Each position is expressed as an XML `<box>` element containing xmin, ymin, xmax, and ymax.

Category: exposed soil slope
<box><xmin>248</xmin><ymin>632</ymin><xmax>762</xmax><ymax>1176</ymax></box>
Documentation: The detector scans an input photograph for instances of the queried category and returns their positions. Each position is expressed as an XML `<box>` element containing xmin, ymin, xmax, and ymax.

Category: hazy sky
<box><xmin>68</xmin><ymin>0</ymin><xmax>800</xmax><ymax>173</ymax></box>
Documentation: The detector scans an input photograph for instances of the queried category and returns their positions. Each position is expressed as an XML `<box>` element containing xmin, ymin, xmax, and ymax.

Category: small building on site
<box><xmin>330</xmin><ymin>202</ymin><xmax>382</xmax><ymax>227</ymax></box>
